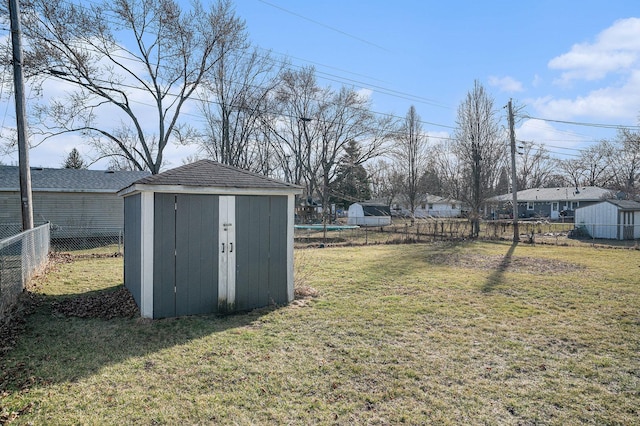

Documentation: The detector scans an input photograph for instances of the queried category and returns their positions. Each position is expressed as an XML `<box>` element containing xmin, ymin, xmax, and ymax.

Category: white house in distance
<box><xmin>347</xmin><ymin>202</ymin><xmax>391</xmax><ymax>226</ymax></box>
<box><xmin>575</xmin><ymin>199</ymin><xmax>640</xmax><ymax>240</ymax></box>
<box><xmin>392</xmin><ymin>195</ymin><xmax>464</xmax><ymax>218</ymax></box>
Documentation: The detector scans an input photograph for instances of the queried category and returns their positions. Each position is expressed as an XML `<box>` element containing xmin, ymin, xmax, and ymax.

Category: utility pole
<box><xmin>507</xmin><ymin>99</ymin><xmax>519</xmax><ymax>242</ymax></box>
<box><xmin>8</xmin><ymin>0</ymin><xmax>33</xmax><ymax>230</ymax></box>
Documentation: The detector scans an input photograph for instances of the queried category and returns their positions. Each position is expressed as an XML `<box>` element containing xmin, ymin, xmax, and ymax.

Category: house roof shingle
<box><xmin>0</xmin><ymin>165</ymin><xmax>150</xmax><ymax>193</ymax></box>
<box><xmin>124</xmin><ymin>160</ymin><xmax>302</xmax><ymax>192</ymax></box>
<box><xmin>489</xmin><ymin>186</ymin><xmax>611</xmax><ymax>203</ymax></box>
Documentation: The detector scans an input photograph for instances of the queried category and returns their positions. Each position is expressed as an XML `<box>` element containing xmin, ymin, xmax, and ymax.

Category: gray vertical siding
<box><xmin>153</xmin><ymin>193</ymin><xmax>177</xmax><ymax>318</ymax></box>
<box><xmin>236</xmin><ymin>196</ymin><xmax>269</xmax><ymax>310</ymax></box>
<box><xmin>175</xmin><ymin>194</ymin><xmax>218</xmax><ymax>316</ymax></box>
<box><xmin>268</xmin><ymin>196</ymin><xmax>288</xmax><ymax>305</ymax></box>
<box><xmin>139</xmin><ymin>192</ymin><xmax>291</xmax><ymax>318</ymax></box>
<box><xmin>236</xmin><ymin>195</ymin><xmax>288</xmax><ymax>310</ymax></box>
<box><xmin>123</xmin><ymin>194</ymin><xmax>141</xmax><ymax>305</ymax></box>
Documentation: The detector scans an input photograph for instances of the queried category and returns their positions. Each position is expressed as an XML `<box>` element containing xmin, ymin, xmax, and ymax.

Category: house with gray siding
<box><xmin>487</xmin><ymin>186</ymin><xmax>612</xmax><ymax>220</ymax></box>
<box><xmin>0</xmin><ymin>166</ymin><xmax>149</xmax><ymax>238</ymax></box>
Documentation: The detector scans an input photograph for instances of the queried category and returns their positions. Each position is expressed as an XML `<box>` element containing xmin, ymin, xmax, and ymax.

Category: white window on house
<box><xmin>527</xmin><ymin>202</ymin><xmax>534</xmax><ymax>210</ymax></box>
<box><xmin>551</xmin><ymin>202</ymin><xmax>559</xmax><ymax>211</ymax></box>
<box><xmin>451</xmin><ymin>203</ymin><xmax>457</xmax><ymax>209</ymax></box>
<box><xmin>428</xmin><ymin>204</ymin><xmax>434</xmax><ymax>210</ymax></box>
<box><xmin>570</xmin><ymin>201</ymin><xmax>579</xmax><ymax>209</ymax></box>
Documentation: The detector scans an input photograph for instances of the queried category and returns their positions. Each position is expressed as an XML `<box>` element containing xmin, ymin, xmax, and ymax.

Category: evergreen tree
<box><xmin>63</xmin><ymin>148</ymin><xmax>86</xmax><ymax>169</ymax></box>
<box><xmin>331</xmin><ymin>140</ymin><xmax>371</xmax><ymax>209</ymax></box>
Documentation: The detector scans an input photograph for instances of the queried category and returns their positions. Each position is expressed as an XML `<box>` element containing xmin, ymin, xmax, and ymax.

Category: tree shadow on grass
<box><xmin>0</xmin><ymin>284</ymin><xmax>275</xmax><ymax>392</ymax></box>
<box><xmin>482</xmin><ymin>241</ymin><xmax>518</xmax><ymax>293</ymax></box>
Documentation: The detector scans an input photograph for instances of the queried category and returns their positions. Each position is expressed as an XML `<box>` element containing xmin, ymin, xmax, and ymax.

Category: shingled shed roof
<box><xmin>0</xmin><ymin>165</ymin><xmax>149</xmax><ymax>193</ymax></box>
<box><xmin>119</xmin><ymin>160</ymin><xmax>302</xmax><ymax>195</ymax></box>
<box><xmin>600</xmin><ymin>199</ymin><xmax>640</xmax><ymax>211</ymax></box>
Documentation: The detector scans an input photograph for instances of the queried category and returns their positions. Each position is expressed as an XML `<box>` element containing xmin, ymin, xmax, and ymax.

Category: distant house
<box><xmin>575</xmin><ymin>199</ymin><xmax>640</xmax><ymax>240</ymax></box>
<box><xmin>0</xmin><ymin>166</ymin><xmax>149</xmax><ymax>238</ymax></box>
<box><xmin>487</xmin><ymin>186</ymin><xmax>611</xmax><ymax>220</ymax></box>
<box><xmin>392</xmin><ymin>195</ymin><xmax>464</xmax><ymax>218</ymax></box>
<box><xmin>347</xmin><ymin>202</ymin><xmax>391</xmax><ymax>226</ymax></box>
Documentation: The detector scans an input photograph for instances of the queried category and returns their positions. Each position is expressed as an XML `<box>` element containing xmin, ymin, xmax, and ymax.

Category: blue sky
<box><xmin>234</xmin><ymin>0</ymin><xmax>640</xmax><ymax>155</ymax></box>
<box><xmin>3</xmin><ymin>0</ymin><xmax>640</xmax><ymax>168</ymax></box>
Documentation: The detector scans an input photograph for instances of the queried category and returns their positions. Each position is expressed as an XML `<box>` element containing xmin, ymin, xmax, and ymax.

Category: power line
<box><xmin>14</xmin><ymin>0</ymin><xmax>455</xmax><ymax>122</ymax></box>
<box><xmin>256</xmin><ymin>0</ymin><xmax>391</xmax><ymax>52</ymax></box>
<box><xmin>519</xmin><ymin>114</ymin><xmax>640</xmax><ymax>131</ymax></box>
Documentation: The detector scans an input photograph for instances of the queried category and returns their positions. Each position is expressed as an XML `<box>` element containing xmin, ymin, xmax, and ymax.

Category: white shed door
<box><xmin>218</xmin><ymin>196</ymin><xmax>236</xmax><ymax>311</ymax></box>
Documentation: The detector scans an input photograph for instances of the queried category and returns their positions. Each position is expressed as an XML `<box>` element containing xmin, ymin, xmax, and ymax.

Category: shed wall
<box><xmin>123</xmin><ymin>194</ymin><xmax>142</xmax><ymax>305</ymax></box>
<box><xmin>575</xmin><ymin>202</ymin><xmax>618</xmax><ymax>239</ymax></box>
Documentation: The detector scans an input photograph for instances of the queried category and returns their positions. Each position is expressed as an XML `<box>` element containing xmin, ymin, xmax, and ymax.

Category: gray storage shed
<box><xmin>118</xmin><ymin>160</ymin><xmax>303</xmax><ymax>319</ymax></box>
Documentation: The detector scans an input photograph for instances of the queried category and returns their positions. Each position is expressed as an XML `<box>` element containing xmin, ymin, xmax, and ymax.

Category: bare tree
<box><xmin>8</xmin><ymin>0</ymin><xmax>244</xmax><ymax>173</ymax></box>
<box><xmin>556</xmin><ymin>158</ymin><xmax>584</xmax><ymax>188</ymax></box>
<box><xmin>267</xmin><ymin>67</ymin><xmax>322</xmax><ymax>191</ymax></box>
<box><xmin>195</xmin><ymin>45</ymin><xmax>284</xmax><ymax>171</ymax></box>
<box><xmin>608</xmin><ymin>128</ymin><xmax>640</xmax><ymax>197</ymax></box>
<box><xmin>579</xmin><ymin>140</ymin><xmax>614</xmax><ymax>187</ymax></box>
<box><xmin>313</xmin><ymin>86</ymin><xmax>393</xmax><ymax>225</ymax></box>
<box><xmin>268</xmin><ymin>67</ymin><xmax>394</xmax><ymax>220</ymax></box>
<box><xmin>555</xmin><ymin>139</ymin><xmax>614</xmax><ymax>189</ymax></box>
<box><xmin>391</xmin><ymin>105</ymin><xmax>430</xmax><ymax>223</ymax></box>
<box><xmin>432</xmin><ymin>140</ymin><xmax>466</xmax><ymax>201</ymax></box>
<box><xmin>453</xmin><ymin>81</ymin><xmax>505</xmax><ymax>237</ymax></box>
<box><xmin>367</xmin><ymin>159</ymin><xmax>402</xmax><ymax>207</ymax></box>
<box><xmin>516</xmin><ymin>141</ymin><xmax>554</xmax><ymax>189</ymax></box>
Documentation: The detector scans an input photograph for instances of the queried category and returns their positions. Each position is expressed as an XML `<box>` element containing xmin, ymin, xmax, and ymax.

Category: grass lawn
<box><xmin>1</xmin><ymin>241</ymin><xmax>638</xmax><ymax>424</ymax></box>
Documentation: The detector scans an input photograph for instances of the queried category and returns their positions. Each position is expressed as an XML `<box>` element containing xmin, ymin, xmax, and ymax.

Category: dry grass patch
<box><xmin>1</xmin><ymin>241</ymin><xmax>638</xmax><ymax>424</ymax></box>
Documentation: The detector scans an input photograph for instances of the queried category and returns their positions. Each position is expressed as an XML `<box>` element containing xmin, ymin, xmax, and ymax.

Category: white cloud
<box><xmin>532</xmin><ymin>74</ymin><xmax>542</xmax><ymax>88</ymax></box>
<box><xmin>516</xmin><ymin>118</ymin><xmax>586</xmax><ymax>153</ymax></box>
<box><xmin>426</xmin><ymin>130</ymin><xmax>451</xmax><ymax>145</ymax></box>
<box><xmin>530</xmin><ymin>18</ymin><xmax>640</xmax><ymax>124</ymax></box>
<box><xmin>549</xmin><ymin>17</ymin><xmax>640</xmax><ymax>84</ymax></box>
<box><xmin>531</xmin><ymin>69</ymin><xmax>640</xmax><ymax>122</ymax></box>
<box><xmin>357</xmin><ymin>88</ymin><xmax>373</xmax><ymax>100</ymax></box>
<box><xmin>488</xmin><ymin>75</ymin><xmax>524</xmax><ymax>93</ymax></box>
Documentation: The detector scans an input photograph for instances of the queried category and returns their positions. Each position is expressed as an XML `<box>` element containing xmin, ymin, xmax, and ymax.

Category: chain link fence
<box><xmin>1</xmin><ymin>223</ymin><xmax>124</xmax><ymax>254</ymax></box>
<box><xmin>0</xmin><ymin>223</ymin><xmax>50</xmax><ymax>321</ymax></box>
<box><xmin>294</xmin><ymin>219</ymin><xmax>638</xmax><ymax>248</ymax></box>
<box><xmin>48</xmin><ymin>225</ymin><xmax>124</xmax><ymax>253</ymax></box>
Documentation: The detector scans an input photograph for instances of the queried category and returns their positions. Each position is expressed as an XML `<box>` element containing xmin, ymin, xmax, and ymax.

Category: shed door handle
<box><xmin>221</xmin><ymin>243</ymin><xmax>225</xmax><ymax>253</ymax></box>
<box><xmin>230</xmin><ymin>242</ymin><xmax>233</xmax><ymax>253</ymax></box>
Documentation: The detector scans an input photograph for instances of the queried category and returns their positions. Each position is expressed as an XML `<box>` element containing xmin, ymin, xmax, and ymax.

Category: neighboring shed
<box><xmin>0</xmin><ymin>166</ymin><xmax>149</xmax><ymax>238</ymax></box>
<box><xmin>347</xmin><ymin>202</ymin><xmax>391</xmax><ymax>226</ymax></box>
<box><xmin>118</xmin><ymin>160</ymin><xmax>303</xmax><ymax>319</ymax></box>
<box><xmin>575</xmin><ymin>199</ymin><xmax>640</xmax><ymax>240</ymax></box>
